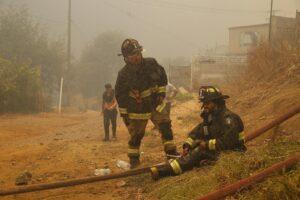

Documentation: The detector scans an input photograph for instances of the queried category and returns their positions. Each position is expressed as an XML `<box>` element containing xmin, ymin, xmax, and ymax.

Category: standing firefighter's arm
<box><xmin>154</xmin><ymin>61</ymin><xmax>168</xmax><ymax>112</ymax></box>
<box><xmin>206</xmin><ymin>115</ymin><xmax>244</xmax><ymax>151</ymax></box>
<box><xmin>115</xmin><ymin>71</ymin><xmax>129</xmax><ymax>118</ymax></box>
<box><xmin>157</xmin><ymin>64</ymin><xmax>168</xmax><ymax>97</ymax></box>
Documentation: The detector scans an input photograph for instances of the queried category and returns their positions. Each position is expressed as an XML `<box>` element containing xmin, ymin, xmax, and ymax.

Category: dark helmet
<box><xmin>105</xmin><ymin>83</ymin><xmax>112</xmax><ymax>89</ymax></box>
<box><xmin>119</xmin><ymin>38</ymin><xmax>143</xmax><ymax>57</ymax></box>
<box><xmin>199</xmin><ymin>86</ymin><xmax>229</xmax><ymax>103</ymax></box>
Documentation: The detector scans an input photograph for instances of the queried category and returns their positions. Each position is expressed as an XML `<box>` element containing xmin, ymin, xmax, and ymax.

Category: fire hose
<box><xmin>0</xmin><ymin>105</ymin><xmax>299</xmax><ymax>196</ymax></box>
<box><xmin>0</xmin><ymin>164</ymin><xmax>165</xmax><ymax>196</ymax></box>
<box><xmin>197</xmin><ymin>154</ymin><xmax>300</xmax><ymax>200</ymax></box>
<box><xmin>245</xmin><ymin>104</ymin><xmax>300</xmax><ymax>142</ymax></box>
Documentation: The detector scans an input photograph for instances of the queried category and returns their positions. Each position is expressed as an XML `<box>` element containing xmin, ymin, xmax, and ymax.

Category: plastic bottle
<box><xmin>116</xmin><ymin>160</ymin><xmax>131</xmax><ymax>170</ymax></box>
<box><xmin>94</xmin><ymin>168</ymin><xmax>111</xmax><ymax>176</ymax></box>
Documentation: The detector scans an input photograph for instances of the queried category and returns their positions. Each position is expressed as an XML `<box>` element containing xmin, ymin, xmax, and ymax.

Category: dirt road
<box><xmin>0</xmin><ymin>101</ymin><xmax>199</xmax><ymax>200</ymax></box>
<box><xmin>1</xmin><ymin>89</ymin><xmax>299</xmax><ymax>200</ymax></box>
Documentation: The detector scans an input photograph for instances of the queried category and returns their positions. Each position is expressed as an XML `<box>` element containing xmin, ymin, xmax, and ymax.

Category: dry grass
<box><xmin>129</xmin><ymin>42</ymin><xmax>300</xmax><ymax>200</ymax></box>
<box><xmin>227</xmin><ymin>42</ymin><xmax>300</xmax><ymax>96</ymax></box>
<box><xmin>175</xmin><ymin>92</ymin><xmax>194</xmax><ymax>102</ymax></box>
<box><xmin>132</xmin><ymin>137</ymin><xmax>299</xmax><ymax>200</ymax></box>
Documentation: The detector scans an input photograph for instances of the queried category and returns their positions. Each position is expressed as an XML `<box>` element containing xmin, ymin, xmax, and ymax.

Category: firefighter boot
<box><xmin>159</xmin><ymin>122</ymin><xmax>180</xmax><ymax>158</ymax></box>
<box><xmin>150</xmin><ymin>164</ymin><xmax>174</xmax><ymax>180</ymax></box>
<box><xmin>129</xmin><ymin>157</ymin><xmax>140</xmax><ymax>169</ymax></box>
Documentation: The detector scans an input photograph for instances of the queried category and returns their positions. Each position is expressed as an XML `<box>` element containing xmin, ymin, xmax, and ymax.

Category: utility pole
<box><xmin>190</xmin><ymin>56</ymin><xmax>193</xmax><ymax>91</ymax></box>
<box><xmin>58</xmin><ymin>77</ymin><xmax>64</xmax><ymax>114</ymax></box>
<box><xmin>58</xmin><ymin>0</ymin><xmax>72</xmax><ymax>113</ymax></box>
<box><xmin>67</xmin><ymin>0</ymin><xmax>71</xmax><ymax>71</ymax></box>
<box><xmin>268</xmin><ymin>0</ymin><xmax>273</xmax><ymax>44</ymax></box>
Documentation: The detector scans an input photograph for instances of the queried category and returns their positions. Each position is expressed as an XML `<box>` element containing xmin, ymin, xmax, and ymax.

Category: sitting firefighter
<box><xmin>150</xmin><ymin>86</ymin><xmax>246</xmax><ymax>180</ymax></box>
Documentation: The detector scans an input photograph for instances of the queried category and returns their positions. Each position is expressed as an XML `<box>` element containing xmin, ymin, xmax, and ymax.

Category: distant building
<box><xmin>168</xmin><ymin>55</ymin><xmax>247</xmax><ymax>90</ymax></box>
<box><xmin>187</xmin><ymin>12</ymin><xmax>300</xmax><ymax>89</ymax></box>
<box><xmin>229</xmin><ymin>12</ymin><xmax>299</xmax><ymax>55</ymax></box>
<box><xmin>190</xmin><ymin>55</ymin><xmax>246</xmax><ymax>89</ymax></box>
<box><xmin>229</xmin><ymin>23</ymin><xmax>269</xmax><ymax>55</ymax></box>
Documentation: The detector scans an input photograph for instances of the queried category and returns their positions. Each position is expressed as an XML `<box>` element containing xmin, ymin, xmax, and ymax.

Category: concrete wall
<box><xmin>191</xmin><ymin>55</ymin><xmax>246</xmax><ymax>89</ymax></box>
<box><xmin>271</xmin><ymin>16</ymin><xmax>295</xmax><ymax>43</ymax></box>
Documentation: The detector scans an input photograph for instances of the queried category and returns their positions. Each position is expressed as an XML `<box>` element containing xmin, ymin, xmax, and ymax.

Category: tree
<box><xmin>0</xmin><ymin>5</ymin><xmax>65</xmax><ymax>101</ymax></box>
<box><xmin>77</xmin><ymin>31</ymin><xmax>125</xmax><ymax>98</ymax></box>
<box><xmin>0</xmin><ymin>56</ymin><xmax>43</xmax><ymax>113</ymax></box>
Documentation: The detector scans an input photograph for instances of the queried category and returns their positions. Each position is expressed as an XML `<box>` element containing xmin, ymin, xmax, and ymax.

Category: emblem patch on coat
<box><xmin>226</xmin><ymin>117</ymin><xmax>232</xmax><ymax>125</ymax></box>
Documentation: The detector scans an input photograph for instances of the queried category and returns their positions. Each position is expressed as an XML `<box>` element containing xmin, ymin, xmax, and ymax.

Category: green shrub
<box><xmin>0</xmin><ymin>6</ymin><xmax>65</xmax><ymax>111</ymax></box>
<box><xmin>0</xmin><ymin>57</ymin><xmax>44</xmax><ymax>113</ymax></box>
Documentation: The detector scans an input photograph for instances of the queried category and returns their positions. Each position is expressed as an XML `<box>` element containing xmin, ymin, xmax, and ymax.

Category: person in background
<box><xmin>102</xmin><ymin>83</ymin><xmax>117</xmax><ymax>141</ymax></box>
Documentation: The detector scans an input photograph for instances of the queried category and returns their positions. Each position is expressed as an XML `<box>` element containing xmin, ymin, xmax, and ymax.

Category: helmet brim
<box><xmin>199</xmin><ymin>95</ymin><xmax>230</xmax><ymax>103</ymax></box>
<box><xmin>222</xmin><ymin>95</ymin><xmax>230</xmax><ymax>99</ymax></box>
<box><xmin>118</xmin><ymin>47</ymin><xmax>143</xmax><ymax>57</ymax></box>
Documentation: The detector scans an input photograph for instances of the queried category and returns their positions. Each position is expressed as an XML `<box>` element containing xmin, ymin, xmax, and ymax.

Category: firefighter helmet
<box><xmin>119</xmin><ymin>38</ymin><xmax>143</xmax><ymax>57</ymax></box>
<box><xmin>199</xmin><ymin>86</ymin><xmax>229</xmax><ymax>103</ymax></box>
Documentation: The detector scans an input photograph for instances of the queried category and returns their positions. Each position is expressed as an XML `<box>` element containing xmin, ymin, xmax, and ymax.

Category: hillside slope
<box><xmin>139</xmin><ymin>44</ymin><xmax>300</xmax><ymax>200</ymax></box>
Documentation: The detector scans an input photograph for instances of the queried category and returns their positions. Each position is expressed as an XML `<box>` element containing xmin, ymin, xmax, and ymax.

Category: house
<box><xmin>229</xmin><ymin>23</ymin><xmax>269</xmax><ymax>55</ymax></box>
<box><xmin>229</xmin><ymin>12</ymin><xmax>299</xmax><ymax>55</ymax></box>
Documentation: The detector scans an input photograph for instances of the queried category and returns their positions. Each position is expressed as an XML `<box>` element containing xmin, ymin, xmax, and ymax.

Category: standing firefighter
<box><xmin>150</xmin><ymin>86</ymin><xmax>246</xmax><ymax>179</ymax></box>
<box><xmin>102</xmin><ymin>83</ymin><xmax>117</xmax><ymax>141</ymax></box>
<box><xmin>115</xmin><ymin>38</ymin><xmax>178</xmax><ymax>168</ymax></box>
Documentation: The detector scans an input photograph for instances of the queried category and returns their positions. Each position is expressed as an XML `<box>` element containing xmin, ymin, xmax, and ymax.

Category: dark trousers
<box><xmin>103</xmin><ymin>109</ymin><xmax>117</xmax><ymax>140</ymax></box>
<box><xmin>155</xmin><ymin>147</ymin><xmax>218</xmax><ymax>178</ymax></box>
<box><xmin>176</xmin><ymin>147</ymin><xmax>217</xmax><ymax>172</ymax></box>
<box><xmin>126</xmin><ymin>104</ymin><xmax>177</xmax><ymax>160</ymax></box>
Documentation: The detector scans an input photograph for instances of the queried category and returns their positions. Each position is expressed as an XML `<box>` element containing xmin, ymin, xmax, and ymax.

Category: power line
<box><xmin>67</xmin><ymin>0</ymin><xmax>71</xmax><ymax>72</ymax></box>
<box><xmin>126</xmin><ymin>0</ymin><xmax>270</xmax><ymax>15</ymax></box>
<box><xmin>102</xmin><ymin>0</ymin><xmax>199</xmax><ymax>48</ymax></box>
<box><xmin>157</xmin><ymin>0</ymin><xmax>268</xmax><ymax>13</ymax></box>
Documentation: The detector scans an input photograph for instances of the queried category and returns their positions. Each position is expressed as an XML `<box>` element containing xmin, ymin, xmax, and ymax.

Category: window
<box><xmin>240</xmin><ymin>32</ymin><xmax>259</xmax><ymax>46</ymax></box>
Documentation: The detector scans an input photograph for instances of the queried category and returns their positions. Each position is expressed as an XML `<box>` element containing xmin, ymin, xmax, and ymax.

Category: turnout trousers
<box><xmin>151</xmin><ymin>147</ymin><xmax>218</xmax><ymax>179</ymax></box>
<box><xmin>126</xmin><ymin>106</ymin><xmax>177</xmax><ymax>162</ymax></box>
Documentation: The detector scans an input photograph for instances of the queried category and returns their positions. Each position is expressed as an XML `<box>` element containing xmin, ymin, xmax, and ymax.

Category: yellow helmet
<box><xmin>199</xmin><ymin>86</ymin><xmax>229</xmax><ymax>103</ymax></box>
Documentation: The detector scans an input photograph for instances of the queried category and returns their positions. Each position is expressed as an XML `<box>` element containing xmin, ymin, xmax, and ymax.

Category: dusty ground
<box><xmin>2</xmin><ymin>42</ymin><xmax>299</xmax><ymax>200</ymax></box>
<box><xmin>0</xmin><ymin>82</ymin><xmax>299</xmax><ymax>200</ymax></box>
<box><xmin>0</xmin><ymin>101</ymin><xmax>199</xmax><ymax>200</ymax></box>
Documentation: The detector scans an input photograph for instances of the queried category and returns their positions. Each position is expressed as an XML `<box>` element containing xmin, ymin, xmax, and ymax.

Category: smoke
<box><xmin>296</xmin><ymin>0</ymin><xmax>300</xmax><ymax>10</ymax></box>
<box><xmin>0</xmin><ymin>0</ymin><xmax>298</xmax><ymax>61</ymax></box>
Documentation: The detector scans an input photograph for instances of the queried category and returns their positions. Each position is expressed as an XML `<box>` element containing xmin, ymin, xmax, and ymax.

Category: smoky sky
<box><xmin>2</xmin><ymin>0</ymin><xmax>298</xmax><ymax>61</ymax></box>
